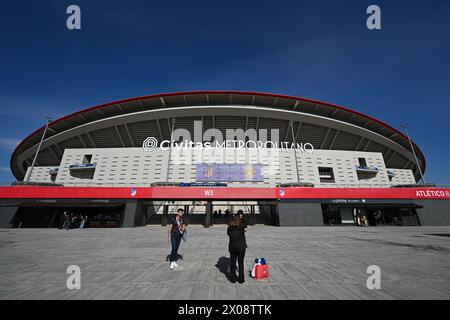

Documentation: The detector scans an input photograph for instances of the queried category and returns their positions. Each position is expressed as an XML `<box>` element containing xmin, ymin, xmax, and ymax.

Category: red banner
<box><xmin>0</xmin><ymin>186</ymin><xmax>449</xmax><ymax>200</ymax></box>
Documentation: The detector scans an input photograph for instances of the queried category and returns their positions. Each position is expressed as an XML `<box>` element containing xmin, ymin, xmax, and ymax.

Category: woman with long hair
<box><xmin>227</xmin><ymin>214</ymin><xmax>247</xmax><ymax>283</ymax></box>
<box><xmin>168</xmin><ymin>208</ymin><xmax>186</xmax><ymax>270</ymax></box>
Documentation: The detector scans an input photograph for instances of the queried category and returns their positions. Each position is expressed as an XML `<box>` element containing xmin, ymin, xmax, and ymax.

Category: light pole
<box><xmin>289</xmin><ymin>120</ymin><xmax>301</xmax><ymax>183</ymax></box>
<box><xmin>400</xmin><ymin>123</ymin><xmax>425</xmax><ymax>184</ymax></box>
<box><xmin>166</xmin><ymin>118</ymin><xmax>176</xmax><ymax>183</ymax></box>
<box><xmin>24</xmin><ymin>116</ymin><xmax>52</xmax><ymax>182</ymax></box>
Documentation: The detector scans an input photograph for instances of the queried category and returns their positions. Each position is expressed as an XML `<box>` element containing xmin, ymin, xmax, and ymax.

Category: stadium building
<box><xmin>1</xmin><ymin>91</ymin><xmax>449</xmax><ymax>228</ymax></box>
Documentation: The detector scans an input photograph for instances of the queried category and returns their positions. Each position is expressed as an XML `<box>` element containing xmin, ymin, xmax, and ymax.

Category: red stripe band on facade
<box><xmin>0</xmin><ymin>187</ymin><xmax>449</xmax><ymax>200</ymax></box>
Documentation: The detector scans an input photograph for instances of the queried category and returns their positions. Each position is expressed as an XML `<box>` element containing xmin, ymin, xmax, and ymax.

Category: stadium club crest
<box><xmin>279</xmin><ymin>188</ymin><xmax>285</xmax><ymax>197</ymax></box>
<box><xmin>204</xmin><ymin>165</ymin><xmax>214</xmax><ymax>178</ymax></box>
<box><xmin>130</xmin><ymin>188</ymin><xmax>137</xmax><ymax>197</ymax></box>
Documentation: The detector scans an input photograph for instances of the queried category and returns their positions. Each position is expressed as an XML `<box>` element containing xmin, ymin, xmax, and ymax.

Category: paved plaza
<box><xmin>0</xmin><ymin>225</ymin><xmax>449</xmax><ymax>300</ymax></box>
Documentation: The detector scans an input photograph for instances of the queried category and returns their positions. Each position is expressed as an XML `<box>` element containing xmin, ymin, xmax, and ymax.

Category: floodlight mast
<box><xmin>400</xmin><ymin>123</ymin><xmax>425</xmax><ymax>184</ymax></box>
<box><xmin>24</xmin><ymin>117</ymin><xmax>52</xmax><ymax>182</ymax></box>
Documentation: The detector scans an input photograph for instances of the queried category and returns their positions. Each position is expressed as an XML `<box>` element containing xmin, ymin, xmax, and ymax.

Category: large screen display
<box><xmin>196</xmin><ymin>163</ymin><xmax>264</xmax><ymax>182</ymax></box>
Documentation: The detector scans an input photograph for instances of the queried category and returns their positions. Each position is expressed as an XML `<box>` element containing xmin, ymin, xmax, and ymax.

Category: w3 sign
<box><xmin>204</xmin><ymin>190</ymin><xmax>214</xmax><ymax>197</ymax></box>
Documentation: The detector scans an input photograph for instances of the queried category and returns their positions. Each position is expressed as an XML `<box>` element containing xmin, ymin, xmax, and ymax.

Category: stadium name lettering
<box><xmin>415</xmin><ymin>190</ymin><xmax>450</xmax><ymax>197</ymax></box>
<box><xmin>142</xmin><ymin>121</ymin><xmax>315</xmax><ymax>153</ymax></box>
<box><xmin>159</xmin><ymin>140</ymin><xmax>314</xmax><ymax>153</ymax></box>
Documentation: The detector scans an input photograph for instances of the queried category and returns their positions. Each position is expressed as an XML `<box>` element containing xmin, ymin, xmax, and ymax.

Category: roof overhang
<box><xmin>10</xmin><ymin>91</ymin><xmax>426</xmax><ymax>180</ymax></box>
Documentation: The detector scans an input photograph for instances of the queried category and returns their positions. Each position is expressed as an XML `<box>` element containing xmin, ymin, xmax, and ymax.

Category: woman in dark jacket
<box><xmin>227</xmin><ymin>215</ymin><xmax>247</xmax><ymax>283</ymax></box>
<box><xmin>168</xmin><ymin>208</ymin><xmax>186</xmax><ymax>270</ymax></box>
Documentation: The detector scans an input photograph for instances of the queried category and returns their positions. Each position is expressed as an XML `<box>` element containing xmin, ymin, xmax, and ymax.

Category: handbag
<box><xmin>182</xmin><ymin>229</ymin><xmax>187</xmax><ymax>242</ymax></box>
<box><xmin>255</xmin><ymin>264</ymin><xmax>269</xmax><ymax>279</ymax></box>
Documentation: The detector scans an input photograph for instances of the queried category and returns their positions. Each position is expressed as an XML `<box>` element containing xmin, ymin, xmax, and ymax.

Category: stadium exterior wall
<box><xmin>24</xmin><ymin>147</ymin><xmax>415</xmax><ymax>188</ymax></box>
<box><xmin>5</xmin><ymin>91</ymin><xmax>446</xmax><ymax>228</ymax></box>
<box><xmin>1</xmin><ymin>186</ymin><xmax>449</xmax><ymax>227</ymax></box>
<box><xmin>277</xmin><ymin>202</ymin><xmax>324</xmax><ymax>226</ymax></box>
<box><xmin>416</xmin><ymin>200</ymin><xmax>450</xmax><ymax>226</ymax></box>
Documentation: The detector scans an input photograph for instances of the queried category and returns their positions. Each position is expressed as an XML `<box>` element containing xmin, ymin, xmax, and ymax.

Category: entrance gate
<box><xmin>146</xmin><ymin>200</ymin><xmax>278</xmax><ymax>226</ymax></box>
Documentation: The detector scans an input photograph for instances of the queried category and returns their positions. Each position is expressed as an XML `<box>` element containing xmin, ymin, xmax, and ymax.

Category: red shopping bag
<box><xmin>255</xmin><ymin>264</ymin><xmax>269</xmax><ymax>279</ymax></box>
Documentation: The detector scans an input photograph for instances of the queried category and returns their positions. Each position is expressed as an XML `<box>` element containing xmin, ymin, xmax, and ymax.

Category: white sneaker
<box><xmin>170</xmin><ymin>262</ymin><xmax>175</xmax><ymax>270</ymax></box>
<box><xmin>173</xmin><ymin>262</ymin><xmax>179</xmax><ymax>268</ymax></box>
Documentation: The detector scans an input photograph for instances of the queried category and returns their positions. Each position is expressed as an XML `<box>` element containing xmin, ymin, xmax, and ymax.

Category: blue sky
<box><xmin>0</xmin><ymin>0</ymin><xmax>449</xmax><ymax>183</ymax></box>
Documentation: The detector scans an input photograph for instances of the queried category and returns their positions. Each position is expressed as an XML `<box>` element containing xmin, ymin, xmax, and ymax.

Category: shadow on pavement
<box><xmin>215</xmin><ymin>256</ymin><xmax>234</xmax><ymax>282</ymax></box>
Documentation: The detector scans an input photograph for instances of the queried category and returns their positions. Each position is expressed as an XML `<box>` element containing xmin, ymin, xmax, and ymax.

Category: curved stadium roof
<box><xmin>10</xmin><ymin>91</ymin><xmax>426</xmax><ymax>181</ymax></box>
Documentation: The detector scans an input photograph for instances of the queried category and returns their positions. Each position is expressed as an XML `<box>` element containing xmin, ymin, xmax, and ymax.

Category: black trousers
<box><xmin>170</xmin><ymin>234</ymin><xmax>182</xmax><ymax>262</ymax></box>
<box><xmin>230</xmin><ymin>249</ymin><xmax>246</xmax><ymax>282</ymax></box>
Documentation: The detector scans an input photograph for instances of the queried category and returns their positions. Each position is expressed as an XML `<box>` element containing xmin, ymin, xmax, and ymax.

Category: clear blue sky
<box><xmin>0</xmin><ymin>0</ymin><xmax>449</xmax><ymax>183</ymax></box>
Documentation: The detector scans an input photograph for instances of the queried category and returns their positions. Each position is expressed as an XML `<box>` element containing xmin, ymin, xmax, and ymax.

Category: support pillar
<box><xmin>162</xmin><ymin>205</ymin><xmax>169</xmax><ymax>226</ymax></box>
<box><xmin>123</xmin><ymin>201</ymin><xmax>144</xmax><ymax>228</ymax></box>
<box><xmin>250</xmin><ymin>205</ymin><xmax>255</xmax><ymax>226</ymax></box>
<box><xmin>184</xmin><ymin>205</ymin><xmax>189</xmax><ymax>225</ymax></box>
<box><xmin>204</xmin><ymin>201</ymin><xmax>212</xmax><ymax>228</ymax></box>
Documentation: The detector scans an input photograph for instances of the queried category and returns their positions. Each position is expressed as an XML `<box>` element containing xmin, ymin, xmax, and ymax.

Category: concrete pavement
<box><xmin>0</xmin><ymin>226</ymin><xmax>449</xmax><ymax>299</ymax></box>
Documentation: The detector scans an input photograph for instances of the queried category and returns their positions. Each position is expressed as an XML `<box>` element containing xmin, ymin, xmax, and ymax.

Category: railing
<box><xmin>2</xmin><ymin>181</ymin><xmax>450</xmax><ymax>189</ymax></box>
<box><xmin>48</xmin><ymin>168</ymin><xmax>59</xmax><ymax>175</ymax></box>
<box><xmin>68</xmin><ymin>163</ymin><xmax>97</xmax><ymax>170</ymax></box>
<box><xmin>315</xmin><ymin>183</ymin><xmax>393</xmax><ymax>188</ymax></box>
<box><xmin>276</xmin><ymin>182</ymin><xmax>315</xmax><ymax>187</ymax></box>
<box><xmin>9</xmin><ymin>181</ymin><xmax>64</xmax><ymax>187</ymax></box>
<box><xmin>356</xmin><ymin>165</ymin><xmax>379</xmax><ymax>173</ymax></box>
<box><xmin>387</xmin><ymin>170</ymin><xmax>396</xmax><ymax>177</ymax></box>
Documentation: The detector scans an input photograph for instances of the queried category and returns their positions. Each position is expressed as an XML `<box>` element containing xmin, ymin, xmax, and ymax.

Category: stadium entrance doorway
<box><xmin>321</xmin><ymin>204</ymin><xmax>422</xmax><ymax>226</ymax></box>
<box><xmin>12</xmin><ymin>204</ymin><xmax>125</xmax><ymax>228</ymax></box>
<box><xmin>146</xmin><ymin>200</ymin><xmax>278</xmax><ymax>226</ymax></box>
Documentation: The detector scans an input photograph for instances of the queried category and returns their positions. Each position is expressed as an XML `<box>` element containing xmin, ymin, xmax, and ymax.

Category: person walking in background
<box><xmin>227</xmin><ymin>215</ymin><xmax>248</xmax><ymax>284</ymax></box>
<box><xmin>60</xmin><ymin>211</ymin><xmax>68</xmax><ymax>229</ymax></box>
<box><xmin>64</xmin><ymin>212</ymin><xmax>72</xmax><ymax>230</ymax></box>
<box><xmin>80</xmin><ymin>216</ymin><xmax>87</xmax><ymax>229</ymax></box>
<box><xmin>70</xmin><ymin>213</ymin><xmax>76</xmax><ymax>229</ymax></box>
<box><xmin>224</xmin><ymin>209</ymin><xmax>230</xmax><ymax>221</ymax></box>
<box><xmin>168</xmin><ymin>208</ymin><xmax>186</xmax><ymax>270</ymax></box>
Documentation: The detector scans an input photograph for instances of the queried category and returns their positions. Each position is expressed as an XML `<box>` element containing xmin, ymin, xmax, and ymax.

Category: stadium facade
<box><xmin>1</xmin><ymin>91</ymin><xmax>449</xmax><ymax>228</ymax></box>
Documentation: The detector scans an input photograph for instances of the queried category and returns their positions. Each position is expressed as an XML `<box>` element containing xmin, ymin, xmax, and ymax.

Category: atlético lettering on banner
<box><xmin>416</xmin><ymin>190</ymin><xmax>450</xmax><ymax>198</ymax></box>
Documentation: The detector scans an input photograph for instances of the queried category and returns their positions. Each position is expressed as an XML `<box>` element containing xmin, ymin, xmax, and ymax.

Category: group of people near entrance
<box><xmin>60</xmin><ymin>211</ymin><xmax>88</xmax><ymax>230</ymax></box>
<box><xmin>213</xmin><ymin>209</ymin><xmax>231</xmax><ymax>220</ymax></box>
<box><xmin>168</xmin><ymin>208</ymin><xmax>248</xmax><ymax>283</ymax></box>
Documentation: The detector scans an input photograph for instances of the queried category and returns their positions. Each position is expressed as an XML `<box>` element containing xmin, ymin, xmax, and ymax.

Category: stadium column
<box><xmin>122</xmin><ymin>200</ymin><xmax>144</xmax><ymax>227</ymax></box>
<box><xmin>162</xmin><ymin>204</ymin><xmax>169</xmax><ymax>226</ymax></box>
<box><xmin>250</xmin><ymin>205</ymin><xmax>255</xmax><ymax>226</ymax></box>
<box><xmin>230</xmin><ymin>205</ymin><xmax>234</xmax><ymax>224</ymax></box>
<box><xmin>204</xmin><ymin>201</ymin><xmax>212</xmax><ymax>228</ymax></box>
<box><xmin>184</xmin><ymin>205</ymin><xmax>189</xmax><ymax>225</ymax></box>
<box><xmin>0</xmin><ymin>206</ymin><xmax>18</xmax><ymax>228</ymax></box>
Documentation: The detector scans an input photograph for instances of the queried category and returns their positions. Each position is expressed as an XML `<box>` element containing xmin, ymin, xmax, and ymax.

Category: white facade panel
<box><xmin>25</xmin><ymin>166</ymin><xmax>59</xmax><ymax>184</ymax></box>
<box><xmin>28</xmin><ymin>147</ymin><xmax>416</xmax><ymax>187</ymax></box>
